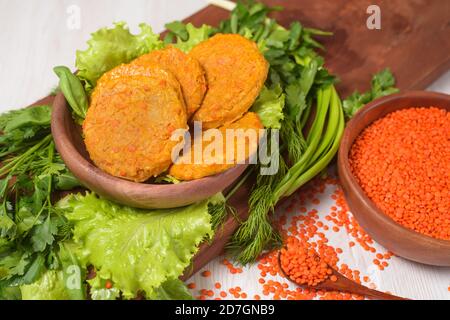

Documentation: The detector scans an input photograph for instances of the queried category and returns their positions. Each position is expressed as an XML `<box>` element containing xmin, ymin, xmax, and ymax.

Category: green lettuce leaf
<box><xmin>0</xmin><ymin>286</ymin><xmax>21</xmax><ymax>300</ymax></box>
<box><xmin>76</xmin><ymin>22</ymin><xmax>163</xmax><ymax>90</ymax></box>
<box><xmin>251</xmin><ymin>85</ymin><xmax>285</xmax><ymax>129</ymax></box>
<box><xmin>171</xmin><ymin>23</ymin><xmax>213</xmax><ymax>53</ymax></box>
<box><xmin>58</xmin><ymin>193</ymin><xmax>220</xmax><ymax>299</ymax></box>
<box><xmin>20</xmin><ymin>270</ymin><xmax>70</xmax><ymax>300</ymax></box>
<box><xmin>88</xmin><ymin>276</ymin><xmax>120</xmax><ymax>300</ymax></box>
<box><xmin>58</xmin><ymin>242</ymin><xmax>86</xmax><ymax>300</ymax></box>
<box><xmin>148</xmin><ymin>279</ymin><xmax>193</xmax><ymax>300</ymax></box>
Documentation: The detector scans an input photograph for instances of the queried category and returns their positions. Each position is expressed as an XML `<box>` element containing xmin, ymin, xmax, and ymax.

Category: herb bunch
<box><xmin>0</xmin><ymin>105</ymin><xmax>80</xmax><ymax>294</ymax></box>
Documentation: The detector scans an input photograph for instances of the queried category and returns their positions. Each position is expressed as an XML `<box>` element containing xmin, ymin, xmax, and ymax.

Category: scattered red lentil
<box><xmin>187</xmin><ymin>282</ymin><xmax>196</xmax><ymax>290</ymax></box>
<box><xmin>105</xmin><ymin>280</ymin><xmax>113</xmax><ymax>289</ymax></box>
<box><xmin>191</xmin><ymin>169</ymin><xmax>440</xmax><ymax>300</ymax></box>
<box><xmin>201</xmin><ymin>270</ymin><xmax>211</xmax><ymax>277</ymax></box>
<box><xmin>214</xmin><ymin>282</ymin><xmax>221</xmax><ymax>289</ymax></box>
<box><xmin>221</xmin><ymin>258</ymin><xmax>243</xmax><ymax>275</ymax></box>
<box><xmin>349</xmin><ymin>107</ymin><xmax>450</xmax><ymax>240</ymax></box>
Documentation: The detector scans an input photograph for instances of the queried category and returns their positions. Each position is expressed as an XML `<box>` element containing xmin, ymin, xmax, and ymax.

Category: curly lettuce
<box><xmin>58</xmin><ymin>193</ymin><xmax>222</xmax><ymax>299</ymax></box>
<box><xmin>251</xmin><ymin>84</ymin><xmax>285</xmax><ymax>129</ymax></box>
<box><xmin>20</xmin><ymin>270</ymin><xmax>70</xmax><ymax>300</ymax></box>
<box><xmin>166</xmin><ymin>23</ymin><xmax>213</xmax><ymax>53</ymax></box>
<box><xmin>76</xmin><ymin>22</ymin><xmax>163</xmax><ymax>90</ymax></box>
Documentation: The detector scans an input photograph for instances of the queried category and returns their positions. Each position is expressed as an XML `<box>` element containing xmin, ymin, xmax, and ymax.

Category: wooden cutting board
<box><xmin>29</xmin><ymin>0</ymin><xmax>450</xmax><ymax>280</ymax></box>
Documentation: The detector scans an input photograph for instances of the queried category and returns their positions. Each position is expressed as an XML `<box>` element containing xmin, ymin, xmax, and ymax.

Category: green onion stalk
<box><xmin>228</xmin><ymin>85</ymin><xmax>345</xmax><ymax>265</ymax></box>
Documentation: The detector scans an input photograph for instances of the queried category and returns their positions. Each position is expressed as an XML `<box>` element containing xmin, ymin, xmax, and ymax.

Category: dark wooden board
<box><xmin>25</xmin><ymin>0</ymin><xmax>450</xmax><ymax>280</ymax></box>
<box><xmin>181</xmin><ymin>0</ymin><xmax>450</xmax><ymax>97</ymax></box>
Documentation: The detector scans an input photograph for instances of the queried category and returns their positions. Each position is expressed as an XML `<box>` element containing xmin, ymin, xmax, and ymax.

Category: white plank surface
<box><xmin>0</xmin><ymin>0</ymin><xmax>448</xmax><ymax>300</ymax></box>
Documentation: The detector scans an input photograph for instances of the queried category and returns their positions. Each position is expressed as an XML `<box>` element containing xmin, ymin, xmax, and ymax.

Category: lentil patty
<box><xmin>131</xmin><ymin>46</ymin><xmax>207</xmax><ymax>118</ymax></box>
<box><xmin>83</xmin><ymin>64</ymin><xmax>187</xmax><ymax>182</ymax></box>
<box><xmin>169</xmin><ymin>112</ymin><xmax>263</xmax><ymax>180</ymax></box>
<box><xmin>189</xmin><ymin>34</ymin><xmax>269</xmax><ymax>129</ymax></box>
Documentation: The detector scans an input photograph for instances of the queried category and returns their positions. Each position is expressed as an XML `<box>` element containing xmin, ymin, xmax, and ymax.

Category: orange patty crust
<box><xmin>189</xmin><ymin>34</ymin><xmax>269</xmax><ymax>129</ymax></box>
<box><xmin>131</xmin><ymin>46</ymin><xmax>207</xmax><ymax>118</ymax></box>
<box><xmin>169</xmin><ymin>112</ymin><xmax>263</xmax><ymax>180</ymax></box>
<box><xmin>83</xmin><ymin>63</ymin><xmax>187</xmax><ymax>182</ymax></box>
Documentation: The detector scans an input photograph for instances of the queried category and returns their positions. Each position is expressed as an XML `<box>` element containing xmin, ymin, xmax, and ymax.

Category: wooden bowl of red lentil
<box><xmin>338</xmin><ymin>91</ymin><xmax>450</xmax><ymax>266</ymax></box>
<box><xmin>51</xmin><ymin>92</ymin><xmax>249</xmax><ymax>209</ymax></box>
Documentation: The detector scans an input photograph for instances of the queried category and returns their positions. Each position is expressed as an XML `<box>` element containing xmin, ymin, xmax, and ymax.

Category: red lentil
<box><xmin>201</xmin><ymin>270</ymin><xmax>211</xmax><ymax>277</ymax></box>
<box><xmin>280</xmin><ymin>237</ymin><xmax>332</xmax><ymax>287</ymax></box>
<box><xmin>349</xmin><ymin>107</ymin><xmax>450</xmax><ymax>240</ymax></box>
<box><xmin>194</xmin><ymin>173</ymin><xmax>410</xmax><ymax>301</ymax></box>
<box><xmin>187</xmin><ymin>282</ymin><xmax>196</xmax><ymax>289</ymax></box>
<box><xmin>105</xmin><ymin>280</ymin><xmax>113</xmax><ymax>289</ymax></box>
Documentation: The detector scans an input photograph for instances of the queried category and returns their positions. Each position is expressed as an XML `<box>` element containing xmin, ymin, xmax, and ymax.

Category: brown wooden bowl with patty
<box><xmin>51</xmin><ymin>92</ymin><xmax>249</xmax><ymax>209</ymax></box>
<box><xmin>338</xmin><ymin>91</ymin><xmax>450</xmax><ymax>266</ymax></box>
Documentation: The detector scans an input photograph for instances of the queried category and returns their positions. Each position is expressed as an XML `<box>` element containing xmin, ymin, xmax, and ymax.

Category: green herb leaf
<box><xmin>54</xmin><ymin>172</ymin><xmax>81</xmax><ymax>190</ymax></box>
<box><xmin>0</xmin><ymin>251</ymin><xmax>29</xmax><ymax>281</ymax></box>
<box><xmin>343</xmin><ymin>68</ymin><xmax>399</xmax><ymax>119</ymax></box>
<box><xmin>0</xmin><ymin>214</ymin><xmax>17</xmax><ymax>239</ymax></box>
<box><xmin>54</xmin><ymin>66</ymin><xmax>89</xmax><ymax>121</ymax></box>
<box><xmin>31</xmin><ymin>215</ymin><xmax>57</xmax><ymax>252</ymax></box>
<box><xmin>20</xmin><ymin>253</ymin><xmax>46</xmax><ymax>285</ymax></box>
<box><xmin>1</xmin><ymin>105</ymin><xmax>51</xmax><ymax>133</ymax></box>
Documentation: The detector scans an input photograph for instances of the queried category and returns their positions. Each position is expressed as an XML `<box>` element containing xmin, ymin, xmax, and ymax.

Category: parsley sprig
<box><xmin>0</xmin><ymin>105</ymin><xmax>80</xmax><ymax>291</ymax></box>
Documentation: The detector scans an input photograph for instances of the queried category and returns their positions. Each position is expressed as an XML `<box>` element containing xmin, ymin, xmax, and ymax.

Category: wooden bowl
<box><xmin>338</xmin><ymin>91</ymin><xmax>450</xmax><ymax>266</ymax></box>
<box><xmin>51</xmin><ymin>92</ymin><xmax>249</xmax><ymax>209</ymax></box>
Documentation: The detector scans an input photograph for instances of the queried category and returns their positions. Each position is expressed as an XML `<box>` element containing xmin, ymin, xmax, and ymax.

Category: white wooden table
<box><xmin>0</xmin><ymin>0</ymin><xmax>449</xmax><ymax>300</ymax></box>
